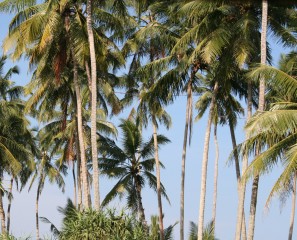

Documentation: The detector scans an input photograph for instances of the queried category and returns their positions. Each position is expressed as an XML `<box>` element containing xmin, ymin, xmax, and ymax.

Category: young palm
<box><xmin>99</xmin><ymin>117</ymin><xmax>170</xmax><ymax>224</ymax></box>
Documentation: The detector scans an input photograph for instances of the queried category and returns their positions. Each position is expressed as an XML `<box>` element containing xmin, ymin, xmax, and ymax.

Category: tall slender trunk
<box><xmin>36</xmin><ymin>183</ymin><xmax>41</xmax><ymax>240</ymax></box>
<box><xmin>152</xmin><ymin>117</ymin><xmax>164</xmax><ymax>240</ymax></box>
<box><xmin>289</xmin><ymin>173</ymin><xmax>297</xmax><ymax>240</ymax></box>
<box><xmin>73</xmin><ymin>162</ymin><xmax>77</xmax><ymax>208</ymax></box>
<box><xmin>75</xmin><ymin>133</ymin><xmax>82</xmax><ymax>210</ymax></box>
<box><xmin>230</xmin><ymin>120</ymin><xmax>247</xmax><ymax>240</ymax></box>
<box><xmin>86</xmin><ymin>0</ymin><xmax>100</xmax><ymax>210</ymax></box>
<box><xmin>197</xmin><ymin>81</ymin><xmax>219</xmax><ymax>240</ymax></box>
<box><xmin>247</xmin><ymin>1</ymin><xmax>268</xmax><ymax>239</ymax></box>
<box><xmin>135</xmin><ymin>176</ymin><xmax>146</xmax><ymax>223</ymax></box>
<box><xmin>235</xmin><ymin>80</ymin><xmax>252</xmax><ymax>240</ymax></box>
<box><xmin>211</xmin><ymin>124</ymin><xmax>219</xmax><ymax>232</ymax></box>
<box><xmin>180</xmin><ymin>80</ymin><xmax>192</xmax><ymax>240</ymax></box>
<box><xmin>0</xmin><ymin>175</ymin><xmax>6</xmax><ymax>235</ymax></box>
<box><xmin>73</xmin><ymin>62</ymin><xmax>89</xmax><ymax>209</ymax></box>
<box><xmin>6</xmin><ymin>178</ymin><xmax>13</xmax><ymax>233</ymax></box>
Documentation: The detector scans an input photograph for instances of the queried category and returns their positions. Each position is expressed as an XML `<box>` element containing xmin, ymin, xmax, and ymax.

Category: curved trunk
<box><xmin>0</xmin><ymin>175</ymin><xmax>6</xmax><ymax>234</ymax></box>
<box><xmin>153</xmin><ymin>117</ymin><xmax>164</xmax><ymax>240</ymax></box>
<box><xmin>247</xmin><ymin>1</ymin><xmax>268</xmax><ymax>239</ymax></box>
<box><xmin>86</xmin><ymin>0</ymin><xmax>100</xmax><ymax>210</ymax></box>
<box><xmin>6</xmin><ymin>178</ymin><xmax>13</xmax><ymax>233</ymax></box>
<box><xmin>289</xmin><ymin>173</ymin><xmax>297</xmax><ymax>240</ymax></box>
<box><xmin>180</xmin><ymin>81</ymin><xmax>192</xmax><ymax>240</ymax></box>
<box><xmin>197</xmin><ymin>81</ymin><xmax>219</xmax><ymax>240</ymax></box>
<box><xmin>235</xmin><ymin>80</ymin><xmax>253</xmax><ymax>240</ymax></box>
<box><xmin>211</xmin><ymin>124</ymin><xmax>219</xmax><ymax>232</ymax></box>
<box><xmin>73</xmin><ymin>62</ymin><xmax>89</xmax><ymax>209</ymax></box>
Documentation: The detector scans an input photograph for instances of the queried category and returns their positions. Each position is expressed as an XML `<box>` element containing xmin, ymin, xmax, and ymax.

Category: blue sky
<box><xmin>0</xmin><ymin>10</ymin><xmax>294</xmax><ymax>240</ymax></box>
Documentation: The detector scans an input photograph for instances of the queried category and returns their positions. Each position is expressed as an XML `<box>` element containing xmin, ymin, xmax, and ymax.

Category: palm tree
<box><xmin>28</xmin><ymin>148</ymin><xmax>65</xmax><ymax>240</ymax></box>
<box><xmin>246</xmin><ymin>1</ymin><xmax>268</xmax><ymax>239</ymax></box>
<box><xmin>0</xmin><ymin>55</ymin><xmax>35</xmax><ymax>235</ymax></box>
<box><xmin>99</xmin><ymin>117</ymin><xmax>170</xmax><ymax>223</ymax></box>
<box><xmin>242</xmin><ymin>50</ymin><xmax>297</xmax><ymax>240</ymax></box>
<box><xmin>2</xmin><ymin>0</ymin><xmax>125</xmax><ymax>210</ymax></box>
<box><xmin>86</xmin><ymin>0</ymin><xmax>100</xmax><ymax>210</ymax></box>
<box><xmin>121</xmin><ymin>3</ymin><xmax>176</xmax><ymax>237</ymax></box>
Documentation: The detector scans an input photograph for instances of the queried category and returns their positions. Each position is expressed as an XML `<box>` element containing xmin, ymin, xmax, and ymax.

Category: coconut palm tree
<box><xmin>28</xmin><ymin>148</ymin><xmax>65</xmax><ymax>240</ymax></box>
<box><xmin>2</xmin><ymin>0</ymin><xmax>125</xmax><ymax>209</ymax></box>
<box><xmin>99</xmin><ymin>117</ymin><xmax>170</xmax><ymax>224</ymax></box>
<box><xmin>0</xmin><ymin>55</ymin><xmax>35</xmax><ymax>234</ymax></box>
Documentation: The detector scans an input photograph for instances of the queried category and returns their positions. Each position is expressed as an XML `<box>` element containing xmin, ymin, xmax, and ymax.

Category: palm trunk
<box><xmin>235</xmin><ymin>79</ymin><xmax>252</xmax><ymax>240</ymax></box>
<box><xmin>73</xmin><ymin>162</ymin><xmax>77</xmax><ymax>208</ymax></box>
<box><xmin>152</xmin><ymin>116</ymin><xmax>164</xmax><ymax>240</ymax></box>
<box><xmin>75</xmin><ymin>133</ymin><xmax>82</xmax><ymax>210</ymax></box>
<box><xmin>86</xmin><ymin>0</ymin><xmax>100</xmax><ymax>210</ymax></box>
<box><xmin>0</xmin><ymin>175</ymin><xmax>6</xmax><ymax>235</ymax></box>
<box><xmin>211</xmin><ymin>124</ymin><xmax>219</xmax><ymax>232</ymax></box>
<box><xmin>135</xmin><ymin>176</ymin><xmax>146</xmax><ymax>223</ymax></box>
<box><xmin>180</xmin><ymin>80</ymin><xmax>192</xmax><ymax>240</ymax></box>
<box><xmin>36</xmin><ymin>183</ymin><xmax>41</xmax><ymax>240</ymax></box>
<box><xmin>73</xmin><ymin>62</ymin><xmax>89</xmax><ymax>209</ymax></box>
<box><xmin>230</xmin><ymin>120</ymin><xmax>247</xmax><ymax>240</ymax></box>
<box><xmin>197</xmin><ymin>81</ymin><xmax>219</xmax><ymax>240</ymax></box>
<box><xmin>247</xmin><ymin>1</ymin><xmax>267</xmax><ymax>239</ymax></box>
<box><xmin>289</xmin><ymin>173</ymin><xmax>297</xmax><ymax>240</ymax></box>
<box><xmin>6</xmin><ymin>178</ymin><xmax>13</xmax><ymax>233</ymax></box>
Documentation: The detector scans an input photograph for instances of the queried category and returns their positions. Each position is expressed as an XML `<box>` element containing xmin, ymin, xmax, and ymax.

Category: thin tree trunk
<box><xmin>152</xmin><ymin>117</ymin><xmax>164</xmax><ymax>240</ymax></box>
<box><xmin>211</xmin><ymin>124</ymin><xmax>219</xmax><ymax>232</ymax></box>
<box><xmin>73</xmin><ymin>62</ymin><xmax>89</xmax><ymax>209</ymax></box>
<box><xmin>0</xmin><ymin>175</ymin><xmax>6</xmax><ymax>235</ymax></box>
<box><xmin>36</xmin><ymin>184</ymin><xmax>41</xmax><ymax>240</ymax></box>
<box><xmin>86</xmin><ymin>0</ymin><xmax>100</xmax><ymax>210</ymax></box>
<box><xmin>247</xmin><ymin>1</ymin><xmax>267</xmax><ymax>239</ymax></box>
<box><xmin>73</xmin><ymin>162</ymin><xmax>77</xmax><ymax>208</ymax></box>
<box><xmin>235</xmin><ymin>80</ymin><xmax>252</xmax><ymax>240</ymax></box>
<box><xmin>135</xmin><ymin>176</ymin><xmax>146</xmax><ymax>223</ymax></box>
<box><xmin>289</xmin><ymin>173</ymin><xmax>297</xmax><ymax>240</ymax></box>
<box><xmin>230</xmin><ymin>120</ymin><xmax>247</xmax><ymax>240</ymax></box>
<box><xmin>180</xmin><ymin>80</ymin><xmax>192</xmax><ymax>240</ymax></box>
<box><xmin>197</xmin><ymin>81</ymin><xmax>219</xmax><ymax>240</ymax></box>
<box><xmin>6</xmin><ymin>178</ymin><xmax>13</xmax><ymax>233</ymax></box>
<box><xmin>75</xmin><ymin>133</ymin><xmax>82</xmax><ymax>210</ymax></box>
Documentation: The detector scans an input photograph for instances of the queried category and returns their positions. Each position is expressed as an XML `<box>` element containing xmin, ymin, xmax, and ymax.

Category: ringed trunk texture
<box><xmin>153</xmin><ymin>117</ymin><xmax>164</xmax><ymax>240</ymax></box>
<box><xmin>6</xmin><ymin>178</ymin><xmax>13</xmax><ymax>233</ymax></box>
<box><xmin>73</xmin><ymin>62</ymin><xmax>89</xmax><ymax>209</ymax></box>
<box><xmin>247</xmin><ymin>1</ymin><xmax>267</xmax><ymax>239</ymax></box>
<box><xmin>86</xmin><ymin>0</ymin><xmax>100</xmax><ymax>210</ymax></box>
<box><xmin>0</xmin><ymin>176</ymin><xmax>6</xmax><ymax>234</ymax></box>
<box><xmin>180</xmin><ymin>80</ymin><xmax>192</xmax><ymax>240</ymax></box>
<box><xmin>197</xmin><ymin>81</ymin><xmax>219</xmax><ymax>240</ymax></box>
<box><xmin>289</xmin><ymin>173</ymin><xmax>297</xmax><ymax>240</ymax></box>
<box><xmin>235</xmin><ymin>80</ymin><xmax>253</xmax><ymax>240</ymax></box>
<box><xmin>211</xmin><ymin>124</ymin><xmax>219</xmax><ymax>232</ymax></box>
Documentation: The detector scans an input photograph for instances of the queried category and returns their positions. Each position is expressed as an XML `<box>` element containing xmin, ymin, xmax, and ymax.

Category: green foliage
<box><xmin>188</xmin><ymin>221</ymin><xmax>218</xmax><ymax>240</ymax></box>
<box><xmin>43</xmin><ymin>199</ymin><xmax>175</xmax><ymax>240</ymax></box>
